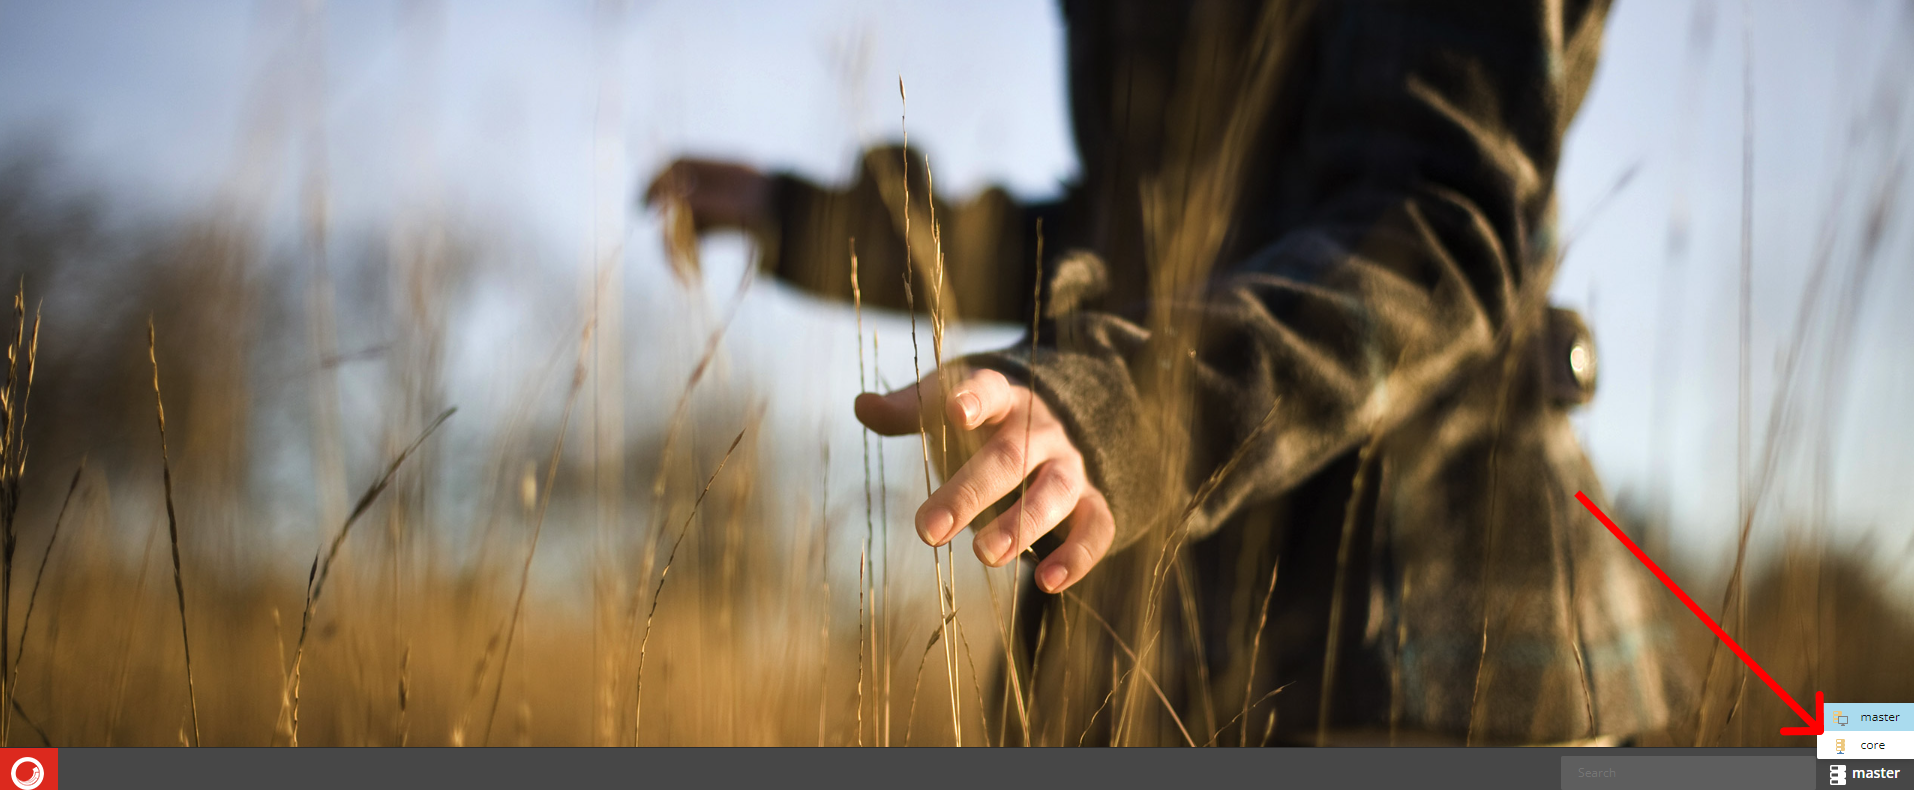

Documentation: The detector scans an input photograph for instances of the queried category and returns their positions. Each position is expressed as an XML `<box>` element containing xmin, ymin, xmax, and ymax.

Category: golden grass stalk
<box><xmin>981</xmin><ymin>564</ymin><xmax>1027</xmax><ymax>745</ymax></box>
<box><xmin>105</xmin><ymin>523</ymin><xmax>163</xmax><ymax>746</ymax></box>
<box><xmin>1022</xmin><ymin>599</ymin><xmax>1049</xmax><ymax>743</ymax></box>
<box><xmin>1173</xmin><ymin>557</ymin><xmax>1218</xmax><ymax>738</ymax></box>
<box><xmin>924</xmin><ymin>162</ymin><xmax>970</xmax><ymax>747</ymax></box>
<box><xmin>282</xmin><ymin>406</ymin><xmax>455</xmax><ymax>746</ymax></box>
<box><xmin>1054</xmin><ymin>593</ymin><xmax>1073</xmax><ymax>746</ymax></box>
<box><xmin>1060</xmin><ymin>589</ymin><xmax>1194</xmax><ymax>747</ymax></box>
<box><xmin>452</xmin><ymin>629</ymin><xmax>502</xmax><ymax>746</ymax></box>
<box><xmin>850</xmin><ymin>240</ymin><xmax>876</xmax><ymax>747</ymax></box>
<box><xmin>397</xmin><ymin>644</ymin><xmax>412</xmax><ymax>747</ymax></box>
<box><xmin>1206</xmin><ymin>684</ymin><xmax>1291</xmax><ymax>747</ymax></box>
<box><xmin>475</xmin><ymin>319</ymin><xmax>596</xmax><ymax>746</ymax></box>
<box><xmin>1114</xmin><ymin>394</ymin><xmax>1279</xmax><ymax>743</ymax></box>
<box><xmin>903</xmin><ymin>609</ymin><xmax>957</xmax><ymax>746</ymax></box>
<box><xmin>145</xmin><ymin>318</ymin><xmax>200</xmax><ymax>747</ymax></box>
<box><xmin>874</xmin><ymin>332</ymin><xmax>893</xmax><ymax>746</ymax></box>
<box><xmin>1316</xmin><ymin>439</ymin><xmax>1378</xmax><ymax>747</ymax></box>
<box><xmin>1080</xmin><ymin>656</ymin><xmax>1130</xmax><ymax>747</ymax></box>
<box><xmin>895</xmin><ymin>77</ymin><xmax>961</xmax><ymax>747</ymax></box>
<box><xmin>898</xmin><ymin>77</ymin><xmax>968</xmax><ymax>749</ymax></box>
<box><xmin>0</xmin><ymin>291</ymin><xmax>39</xmax><ymax>748</ymax></box>
<box><xmin>630</xmin><ymin>427</ymin><xmax>747</xmax><ymax>745</ymax></box>
<box><xmin>271</xmin><ymin>607</ymin><xmax>288</xmax><ymax>740</ymax></box>
<box><xmin>1000</xmin><ymin>219</ymin><xmax>1045</xmax><ymax>746</ymax></box>
<box><xmin>816</xmin><ymin>439</ymin><xmax>833</xmax><ymax>747</ymax></box>
<box><xmin>855</xmin><ymin>540</ymin><xmax>867</xmax><ymax>746</ymax></box>
<box><xmin>1241</xmin><ymin>554</ymin><xmax>1279</xmax><ymax>746</ymax></box>
<box><xmin>611</xmin><ymin>263</ymin><xmax>752</xmax><ymax>723</ymax></box>
<box><xmin>950</xmin><ymin>602</ymin><xmax>993</xmax><ymax>745</ymax></box>
<box><xmin>4</xmin><ymin>460</ymin><xmax>83</xmax><ymax>742</ymax></box>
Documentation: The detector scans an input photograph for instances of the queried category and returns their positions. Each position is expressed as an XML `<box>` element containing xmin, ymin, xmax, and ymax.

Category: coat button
<box><xmin>1545</xmin><ymin>306</ymin><xmax>1596</xmax><ymax>406</ymax></box>
<box><xmin>1569</xmin><ymin>341</ymin><xmax>1595</xmax><ymax>390</ymax></box>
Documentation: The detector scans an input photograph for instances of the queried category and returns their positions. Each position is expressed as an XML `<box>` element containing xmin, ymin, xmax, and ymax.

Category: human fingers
<box><xmin>1032</xmin><ymin>488</ymin><xmax>1115</xmax><ymax>593</ymax></box>
<box><xmin>855</xmin><ymin>366</ymin><xmax>1018</xmax><ymax>437</ymax></box>
<box><xmin>943</xmin><ymin>368</ymin><xmax>1019</xmax><ymax>432</ymax></box>
<box><xmin>971</xmin><ymin>457</ymin><xmax>1084</xmax><ymax>567</ymax></box>
<box><xmin>853</xmin><ymin>373</ymin><xmax>942</xmax><ymax>437</ymax></box>
<box><xmin>916</xmin><ymin>426</ymin><xmax>1068</xmax><ymax>547</ymax></box>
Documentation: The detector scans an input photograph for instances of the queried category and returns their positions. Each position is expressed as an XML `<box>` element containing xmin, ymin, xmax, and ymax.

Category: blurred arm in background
<box><xmin>644</xmin><ymin>146</ymin><xmax>1045</xmax><ymax>324</ymax></box>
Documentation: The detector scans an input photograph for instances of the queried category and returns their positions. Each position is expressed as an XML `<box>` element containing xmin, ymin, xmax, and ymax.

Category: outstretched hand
<box><xmin>855</xmin><ymin>367</ymin><xmax>1113</xmax><ymax>593</ymax></box>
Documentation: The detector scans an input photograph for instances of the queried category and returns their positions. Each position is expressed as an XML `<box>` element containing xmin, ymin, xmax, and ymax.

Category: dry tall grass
<box><xmin>0</xmin><ymin>3</ymin><xmax>1909</xmax><ymax>748</ymax></box>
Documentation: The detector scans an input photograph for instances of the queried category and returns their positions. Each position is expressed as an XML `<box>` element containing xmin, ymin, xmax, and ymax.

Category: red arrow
<box><xmin>1574</xmin><ymin>491</ymin><xmax>1822</xmax><ymax>737</ymax></box>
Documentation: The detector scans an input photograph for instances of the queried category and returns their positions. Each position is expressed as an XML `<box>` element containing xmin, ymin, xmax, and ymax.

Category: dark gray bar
<box><xmin>60</xmin><ymin>746</ymin><xmax>1814</xmax><ymax>790</ymax></box>
<box><xmin>1561</xmin><ymin>756</ymin><xmax>1810</xmax><ymax>790</ymax></box>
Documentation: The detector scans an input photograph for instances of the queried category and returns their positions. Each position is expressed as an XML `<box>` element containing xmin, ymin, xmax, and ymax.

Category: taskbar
<box><xmin>2</xmin><ymin>745</ymin><xmax>1862</xmax><ymax>790</ymax></box>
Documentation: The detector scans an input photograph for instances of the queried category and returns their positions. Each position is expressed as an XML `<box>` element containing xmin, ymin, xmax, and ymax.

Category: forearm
<box><xmin>766</xmin><ymin>146</ymin><xmax>1046</xmax><ymax>323</ymax></box>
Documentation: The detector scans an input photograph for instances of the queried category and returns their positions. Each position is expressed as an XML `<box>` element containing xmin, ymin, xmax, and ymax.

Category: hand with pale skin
<box><xmin>854</xmin><ymin>367</ymin><xmax>1115</xmax><ymax>593</ymax></box>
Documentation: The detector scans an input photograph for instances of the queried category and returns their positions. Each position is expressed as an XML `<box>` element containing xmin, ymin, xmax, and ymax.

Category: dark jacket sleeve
<box><xmin>969</xmin><ymin>0</ymin><xmax>1608</xmax><ymax>551</ymax></box>
<box><xmin>760</xmin><ymin>146</ymin><xmax>1042</xmax><ymax>324</ymax></box>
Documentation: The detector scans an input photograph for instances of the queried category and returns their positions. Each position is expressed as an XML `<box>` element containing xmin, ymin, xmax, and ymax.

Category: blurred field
<box><xmin>0</xmin><ymin>150</ymin><xmax>1035</xmax><ymax>747</ymax></box>
<box><xmin>0</xmin><ymin>142</ymin><xmax>1908</xmax><ymax>749</ymax></box>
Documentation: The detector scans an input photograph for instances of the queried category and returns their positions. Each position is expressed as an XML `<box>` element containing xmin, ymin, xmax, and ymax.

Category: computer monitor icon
<box><xmin>1836</xmin><ymin>711</ymin><xmax>1849</xmax><ymax>727</ymax></box>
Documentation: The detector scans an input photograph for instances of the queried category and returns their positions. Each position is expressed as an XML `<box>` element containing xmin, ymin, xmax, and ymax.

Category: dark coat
<box><xmin>756</xmin><ymin>0</ymin><xmax>1690</xmax><ymax>745</ymax></box>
